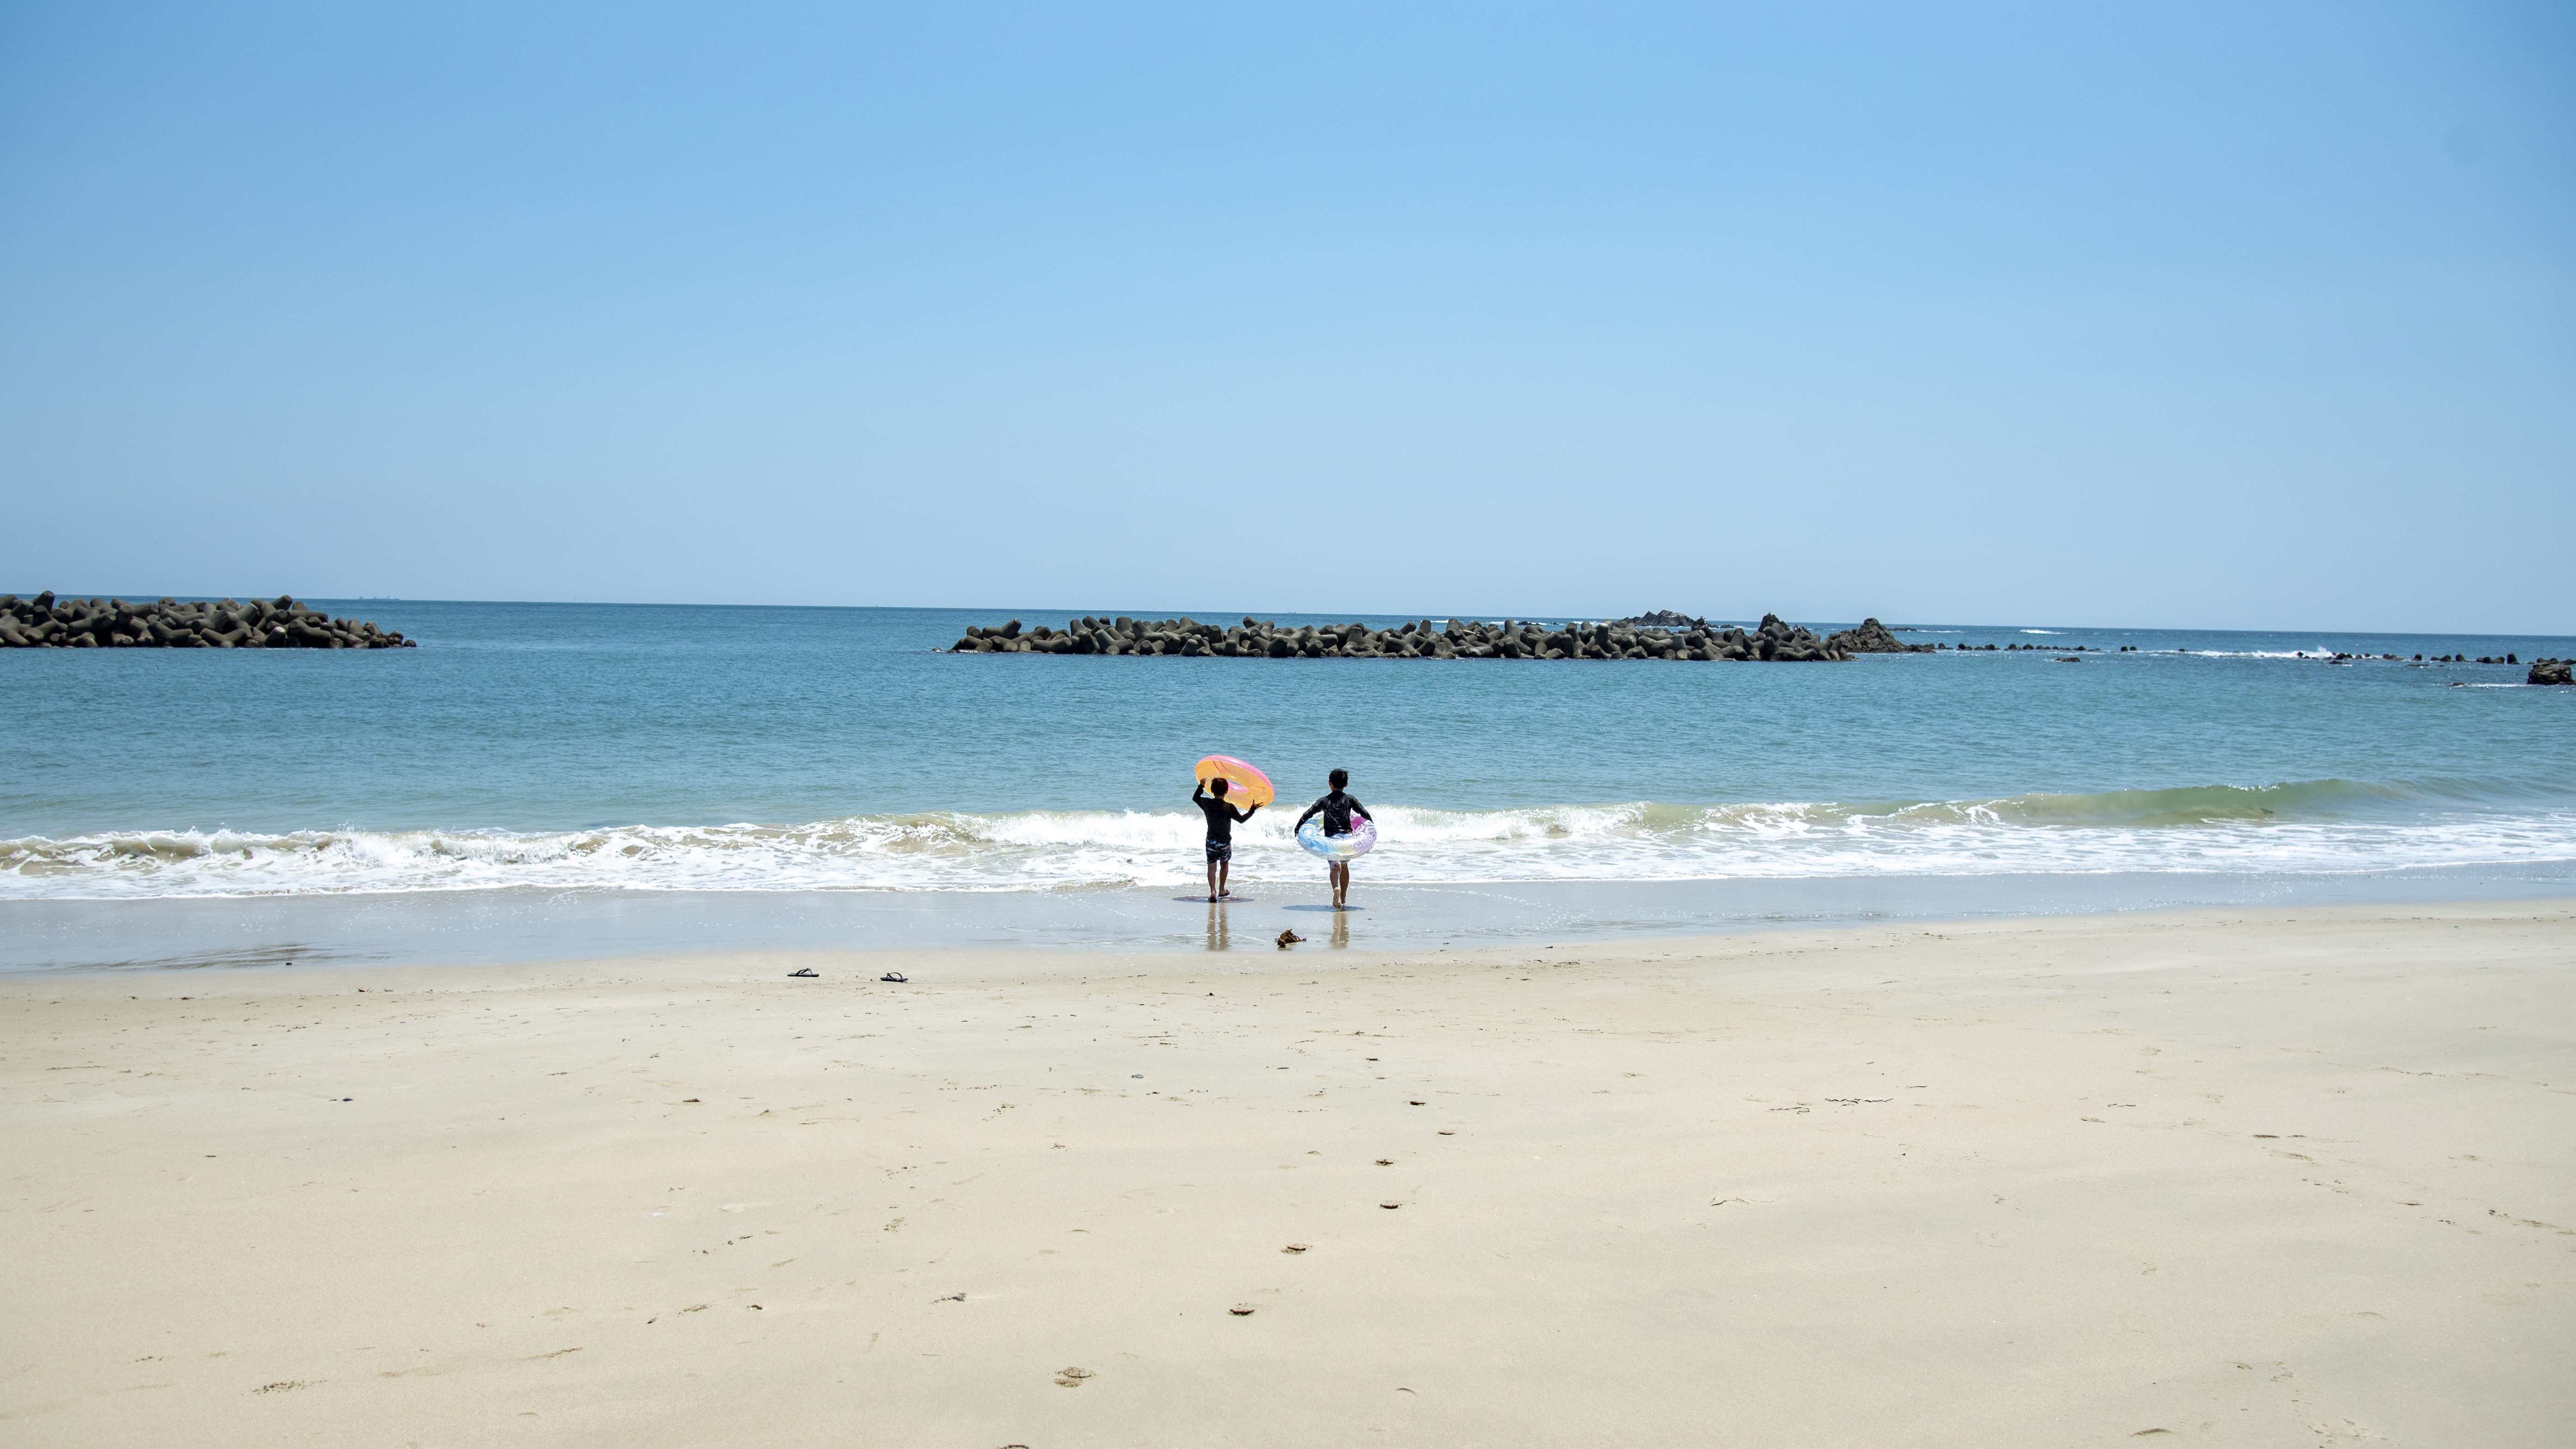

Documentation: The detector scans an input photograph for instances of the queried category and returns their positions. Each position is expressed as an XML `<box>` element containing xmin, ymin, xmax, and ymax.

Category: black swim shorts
<box><xmin>1205</xmin><ymin>840</ymin><xmax>1232</xmax><ymax>862</ymax></box>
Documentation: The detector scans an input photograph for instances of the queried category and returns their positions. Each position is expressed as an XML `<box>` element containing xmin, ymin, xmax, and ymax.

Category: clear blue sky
<box><xmin>3</xmin><ymin>2</ymin><xmax>2568</xmax><ymax>631</ymax></box>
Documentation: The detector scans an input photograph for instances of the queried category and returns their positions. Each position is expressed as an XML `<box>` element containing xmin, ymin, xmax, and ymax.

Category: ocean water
<box><xmin>3</xmin><ymin>601</ymin><xmax>2570</xmax><ymax>905</ymax></box>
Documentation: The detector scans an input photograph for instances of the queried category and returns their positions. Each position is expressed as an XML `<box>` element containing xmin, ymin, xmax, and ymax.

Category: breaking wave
<box><xmin>4</xmin><ymin>778</ymin><xmax>2570</xmax><ymax>900</ymax></box>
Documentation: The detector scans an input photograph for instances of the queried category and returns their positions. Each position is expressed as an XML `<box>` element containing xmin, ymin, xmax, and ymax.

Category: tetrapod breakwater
<box><xmin>0</xmin><ymin>593</ymin><xmax>414</xmax><ymax>649</ymax></box>
<box><xmin>952</xmin><ymin>612</ymin><xmax>1932</xmax><ymax>660</ymax></box>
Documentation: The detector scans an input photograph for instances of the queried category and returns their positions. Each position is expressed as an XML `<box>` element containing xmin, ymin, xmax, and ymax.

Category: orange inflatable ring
<box><xmin>1194</xmin><ymin>755</ymin><xmax>1274</xmax><ymax>809</ymax></box>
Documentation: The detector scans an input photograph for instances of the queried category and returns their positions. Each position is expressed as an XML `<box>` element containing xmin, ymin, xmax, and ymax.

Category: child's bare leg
<box><xmin>1217</xmin><ymin>859</ymin><xmax>1231</xmax><ymax>897</ymax></box>
<box><xmin>1206</xmin><ymin>858</ymin><xmax>1220</xmax><ymax>900</ymax></box>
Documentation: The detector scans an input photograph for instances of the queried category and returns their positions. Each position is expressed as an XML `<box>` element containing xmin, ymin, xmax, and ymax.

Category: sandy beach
<box><xmin>4</xmin><ymin>900</ymin><xmax>2570</xmax><ymax>1447</ymax></box>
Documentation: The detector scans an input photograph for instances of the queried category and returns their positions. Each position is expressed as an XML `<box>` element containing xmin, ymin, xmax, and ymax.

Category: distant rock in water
<box><xmin>2531</xmin><ymin>659</ymin><xmax>2572</xmax><ymax>686</ymax></box>
<box><xmin>1823</xmin><ymin>617</ymin><xmax>1933</xmax><ymax>655</ymax></box>
<box><xmin>1609</xmin><ymin>609</ymin><xmax>1704</xmax><ymax>629</ymax></box>
<box><xmin>0</xmin><ymin>592</ymin><xmax>414</xmax><ymax>649</ymax></box>
<box><xmin>948</xmin><ymin>611</ymin><xmax>1877</xmax><ymax>661</ymax></box>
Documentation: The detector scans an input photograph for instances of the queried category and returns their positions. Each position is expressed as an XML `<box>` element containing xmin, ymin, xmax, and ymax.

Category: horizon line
<box><xmin>4</xmin><ymin>591</ymin><xmax>2569</xmax><ymax>639</ymax></box>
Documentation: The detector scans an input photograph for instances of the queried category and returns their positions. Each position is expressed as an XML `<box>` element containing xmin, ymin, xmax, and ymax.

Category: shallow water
<box><xmin>6</xmin><ymin>864</ymin><xmax>2570</xmax><ymax>975</ymax></box>
<box><xmin>2</xmin><ymin>601</ymin><xmax>2569</xmax><ymax>901</ymax></box>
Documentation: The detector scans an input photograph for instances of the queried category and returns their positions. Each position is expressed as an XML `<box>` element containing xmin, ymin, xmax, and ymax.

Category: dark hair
<box><xmin>1328</xmin><ymin>768</ymin><xmax>1349</xmax><ymax>789</ymax></box>
<box><xmin>1208</xmin><ymin>776</ymin><xmax>1228</xmax><ymax>796</ymax></box>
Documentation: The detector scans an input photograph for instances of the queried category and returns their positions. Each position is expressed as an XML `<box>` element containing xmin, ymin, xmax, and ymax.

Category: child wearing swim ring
<box><xmin>1193</xmin><ymin>776</ymin><xmax>1258</xmax><ymax>901</ymax></box>
<box><xmin>1295</xmin><ymin>768</ymin><xmax>1374</xmax><ymax>910</ymax></box>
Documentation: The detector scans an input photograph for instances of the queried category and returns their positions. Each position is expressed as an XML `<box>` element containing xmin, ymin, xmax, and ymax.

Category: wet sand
<box><xmin>3</xmin><ymin>901</ymin><xmax>2570</xmax><ymax>1447</ymax></box>
<box><xmin>8</xmin><ymin>862</ymin><xmax>2572</xmax><ymax>972</ymax></box>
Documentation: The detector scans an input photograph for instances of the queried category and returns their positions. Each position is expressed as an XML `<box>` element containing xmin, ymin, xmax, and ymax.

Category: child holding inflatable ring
<box><xmin>1294</xmin><ymin>768</ymin><xmax>1375</xmax><ymax>909</ymax></box>
<box><xmin>1193</xmin><ymin>776</ymin><xmax>1259</xmax><ymax>901</ymax></box>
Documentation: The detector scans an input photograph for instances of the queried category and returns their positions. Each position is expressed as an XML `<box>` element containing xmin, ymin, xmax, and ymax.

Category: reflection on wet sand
<box><xmin>1204</xmin><ymin>900</ymin><xmax>1230</xmax><ymax>952</ymax></box>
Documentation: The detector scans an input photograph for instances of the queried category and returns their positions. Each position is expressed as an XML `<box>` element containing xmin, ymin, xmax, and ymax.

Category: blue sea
<box><xmin>2</xmin><ymin>601</ymin><xmax>2570</xmax><ymax>966</ymax></box>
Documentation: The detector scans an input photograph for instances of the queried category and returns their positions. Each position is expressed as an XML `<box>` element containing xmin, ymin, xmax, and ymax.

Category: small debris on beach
<box><xmin>1375</xmin><ymin>1158</ymin><xmax>1394</xmax><ymax>1165</ymax></box>
<box><xmin>879</xmin><ymin>972</ymin><xmax>907</xmax><ymax>983</ymax></box>
<box><xmin>1281</xmin><ymin>1244</ymin><xmax>1311</xmax><ymax>1254</ymax></box>
<box><xmin>1054</xmin><ymin>1367</ymin><xmax>1094</xmax><ymax>1387</ymax></box>
<box><xmin>1379</xmin><ymin>1201</ymin><xmax>1402</xmax><ymax>1209</ymax></box>
<box><xmin>1276</xmin><ymin>930</ymin><xmax>1304</xmax><ymax>949</ymax></box>
<box><xmin>1229</xmin><ymin>1304</ymin><xmax>1256</xmax><ymax>1315</ymax></box>
<box><xmin>787</xmin><ymin>968</ymin><xmax>817</xmax><ymax>978</ymax></box>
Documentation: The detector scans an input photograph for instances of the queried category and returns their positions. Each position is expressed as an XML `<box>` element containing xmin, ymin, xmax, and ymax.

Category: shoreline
<box><xmin>4</xmin><ymin>861</ymin><xmax>2572</xmax><ymax>975</ymax></box>
<box><xmin>4</xmin><ymin>900</ymin><xmax>2568</xmax><ymax>1446</ymax></box>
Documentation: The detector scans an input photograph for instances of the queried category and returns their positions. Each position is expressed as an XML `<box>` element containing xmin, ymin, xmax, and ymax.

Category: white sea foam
<box><xmin>4</xmin><ymin>782</ymin><xmax>2570</xmax><ymax>900</ymax></box>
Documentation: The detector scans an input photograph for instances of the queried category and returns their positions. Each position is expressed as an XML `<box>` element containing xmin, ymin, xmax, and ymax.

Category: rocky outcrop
<box><xmin>1740</xmin><ymin>613</ymin><xmax>1845</xmax><ymax>661</ymax></box>
<box><xmin>2530</xmin><ymin>659</ymin><xmax>2572</xmax><ymax>686</ymax></box>
<box><xmin>0</xmin><ymin>592</ymin><xmax>414</xmax><ymax>649</ymax></box>
<box><xmin>950</xmin><ymin>612</ymin><xmax>1859</xmax><ymax>661</ymax></box>
<box><xmin>1610</xmin><ymin>610</ymin><xmax>1704</xmax><ymax>629</ymax></box>
<box><xmin>1824</xmin><ymin>617</ymin><xmax>1932</xmax><ymax>654</ymax></box>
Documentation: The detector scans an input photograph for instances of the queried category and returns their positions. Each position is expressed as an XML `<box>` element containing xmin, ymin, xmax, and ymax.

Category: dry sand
<box><xmin>3</xmin><ymin>900</ymin><xmax>2570</xmax><ymax>1447</ymax></box>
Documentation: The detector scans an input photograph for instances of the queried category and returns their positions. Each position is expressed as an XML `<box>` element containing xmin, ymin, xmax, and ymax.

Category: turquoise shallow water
<box><xmin>1</xmin><ymin>601</ymin><xmax>2570</xmax><ymax>900</ymax></box>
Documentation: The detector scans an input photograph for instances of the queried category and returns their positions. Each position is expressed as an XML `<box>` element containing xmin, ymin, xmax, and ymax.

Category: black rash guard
<box><xmin>1295</xmin><ymin>790</ymin><xmax>1372</xmax><ymax>836</ymax></box>
<box><xmin>1194</xmin><ymin>786</ymin><xmax>1256</xmax><ymax>842</ymax></box>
